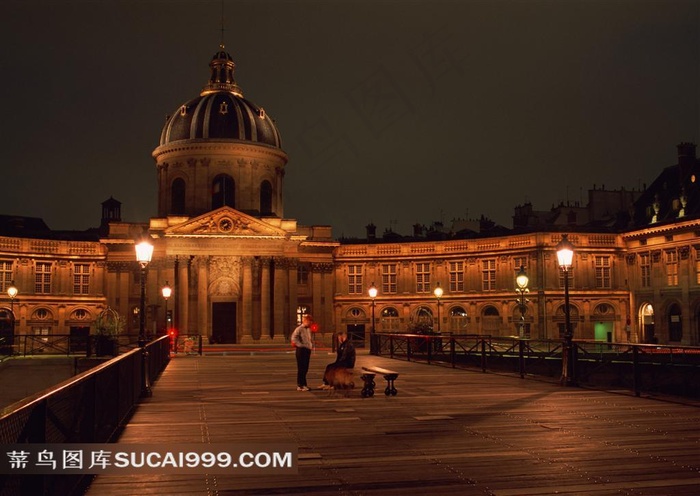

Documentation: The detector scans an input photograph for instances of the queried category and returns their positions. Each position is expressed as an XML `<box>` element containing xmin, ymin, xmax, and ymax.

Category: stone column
<box><xmin>312</xmin><ymin>264</ymin><xmax>323</xmax><ymax>331</ymax></box>
<box><xmin>288</xmin><ymin>259</ymin><xmax>298</xmax><ymax>334</ymax></box>
<box><xmin>242</xmin><ymin>256</ymin><xmax>254</xmax><ymax>341</ymax></box>
<box><xmin>197</xmin><ymin>257</ymin><xmax>208</xmax><ymax>338</ymax></box>
<box><xmin>273</xmin><ymin>257</ymin><xmax>288</xmax><ymax>339</ymax></box>
<box><xmin>260</xmin><ymin>257</ymin><xmax>271</xmax><ymax>340</ymax></box>
<box><xmin>179</xmin><ymin>257</ymin><xmax>189</xmax><ymax>334</ymax></box>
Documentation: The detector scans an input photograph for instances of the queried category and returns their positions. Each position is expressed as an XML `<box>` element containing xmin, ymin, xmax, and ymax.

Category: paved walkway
<box><xmin>86</xmin><ymin>350</ymin><xmax>700</xmax><ymax>495</ymax></box>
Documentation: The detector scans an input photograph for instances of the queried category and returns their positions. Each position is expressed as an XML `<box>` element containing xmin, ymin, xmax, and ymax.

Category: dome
<box><xmin>158</xmin><ymin>49</ymin><xmax>282</xmax><ymax>149</ymax></box>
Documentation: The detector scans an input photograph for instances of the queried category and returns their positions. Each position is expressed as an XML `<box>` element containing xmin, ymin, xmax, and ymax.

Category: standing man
<box><xmin>291</xmin><ymin>314</ymin><xmax>314</xmax><ymax>391</ymax></box>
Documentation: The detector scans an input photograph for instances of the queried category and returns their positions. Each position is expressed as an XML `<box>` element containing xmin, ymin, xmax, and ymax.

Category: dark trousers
<box><xmin>295</xmin><ymin>347</ymin><xmax>311</xmax><ymax>387</ymax></box>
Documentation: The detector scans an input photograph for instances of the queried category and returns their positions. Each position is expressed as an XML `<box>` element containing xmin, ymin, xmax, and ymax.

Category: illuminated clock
<box><xmin>219</xmin><ymin>218</ymin><xmax>233</xmax><ymax>232</ymax></box>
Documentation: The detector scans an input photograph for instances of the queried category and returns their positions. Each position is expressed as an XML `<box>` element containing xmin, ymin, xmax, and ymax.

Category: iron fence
<box><xmin>0</xmin><ymin>335</ymin><xmax>171</xmax><ymax>496</ymax></box>
<box><xmin>372</xmin><ymin>333</ymin><xmax>700</xmax><ymax>398</ymax></box>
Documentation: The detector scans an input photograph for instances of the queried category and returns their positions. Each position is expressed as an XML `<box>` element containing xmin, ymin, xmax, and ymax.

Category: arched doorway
<box><xmin>639</xmin><ymin>303</ymin><xmax>655</xmax><ymax>344</ymax></box>
<box><xmin>593</xmin><ymin>303</ymin><xmax>615</xmax><ymax>343</ymax></box>
<box><xmin>345</xmin><ymin>307</ymin><xmax>366</xmax><ymax>347</ymax></box>
<box><xmin>482</xmin><ymin>305</ymin><xmax>501</xmax><ymax>335</ymax></box>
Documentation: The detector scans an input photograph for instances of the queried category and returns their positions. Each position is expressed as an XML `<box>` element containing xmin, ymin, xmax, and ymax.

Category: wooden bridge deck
<box><xmin>85</xmin><ymin>350</ymin><xmax>700</xmax><ymax>495</ymax></box>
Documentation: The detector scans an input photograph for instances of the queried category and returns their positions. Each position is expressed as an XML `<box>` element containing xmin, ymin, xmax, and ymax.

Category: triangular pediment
<box><xmin>164</xmin><ymin>207</ymin><xmax>289</xmax><ymax>238</ymax></box>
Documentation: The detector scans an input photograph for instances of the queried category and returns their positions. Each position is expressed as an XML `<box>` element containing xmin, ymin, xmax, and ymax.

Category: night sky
<box><xmin>2</xmin><ymin>0</ymin><xmax>699</xmax><ymax>239</ymax></box>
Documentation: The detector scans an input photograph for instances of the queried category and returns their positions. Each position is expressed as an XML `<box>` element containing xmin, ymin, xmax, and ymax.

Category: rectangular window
<box><xmin>347</xmin><ymin>264</ymin><xmax>363</xmax><ymax>295</ymax></box>
<box><xmin>559</xmin><ymin>267</ymin><xmax>574</xmax><ymax>289</ymax></box>
<box><xmin>0</xmin><ymin>261</ymin><xmax>12</xmax><ymax>292</ymax></box>
<box><xmin>513</xmin><ymin>257</ymin><xmax>527</xmax><ymax>270</ymax></box>
<box><xmin>297</xmin><ymin>264</ymin><xmax>309</xmax><ymax>285</ymax></box>
<box><xmin>640</xmin><ymin>253</ymin><xmax>651</xmax><ymax>287</ymax></box>
<box><xmin>415</xmin><ymin>262</ymin><xmax>431</xmax><ymax>293</ymax></box>
<box><xmin>35</xmin><ymin>262</ymin><xmax>52</xmax><ymax>294</ymax></box>
<box><xmin>73</xmin><ymin>263</ymin><xmax>90</xmax><ymax>295</ymax></box>
<box><xmin>449</xmin><ymin>261</ymin><xmax>464</xmax><ymax>292</ymax></box>
<box><xmin>595</xmin><ymin>256</ymin><xmax>611</xmax><ymax>289</ymax></box>
<box><xmin>482</xmin><ymin>259</ymin><xmax>496</xmax><ymax>291</ymax></box>
<box><xmin>381</xmin><ymin>263</ymin><xmax>397</xmax><ymax>294</ymax></box>
<box><xmin>666</xmin><ymin>250</ymin><xmax>678</xmax><ymax>286</ymax></box>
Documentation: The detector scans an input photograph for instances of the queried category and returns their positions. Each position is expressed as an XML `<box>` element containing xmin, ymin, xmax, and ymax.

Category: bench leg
<box><xmin>360</xmin><ymin>374</ymin><xmax>375</xmax><ymax>398</ymax></box>
<box><xmin>383</xmin><ymin>375</ymin><xmax>398</xmax><ymax>396</ymax></box>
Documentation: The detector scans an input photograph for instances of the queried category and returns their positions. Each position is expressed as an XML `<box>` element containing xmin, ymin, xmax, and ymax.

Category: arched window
<box><xmin>260</xmin><ymin>180</ymin><xmax>273</xmax><ymax>215</ymax></box>
<box><xmin>171</xmin><ymin>178</ymin><xmax>186</xmax><ymax>215</ymax></box>
<box><xmin>212</xmin><ymin>174</ymin><xmax>235</xmax><ymax>209</ymax></box>
<box><xmin>413</xmin><ymin>306</ymin><xmax>433</xmax><ymax>333</ymax></box>
<box><xmin>449</xmin><ymin>306</ymin><xmax>468</xmax><ymax>332</ymax></box>
<box><xmin>380</xmin><ymin>307</ymin><xmax>399</xmax><ymax>332</ymax></box>
<box><xmin>668</xmin><ymin>303</ymin><xmax>682</xmax><ymax>342</ymax></box>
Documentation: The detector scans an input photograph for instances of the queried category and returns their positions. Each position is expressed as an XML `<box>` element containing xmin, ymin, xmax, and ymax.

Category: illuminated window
<box><xmin>73</xmin><ymin>264</ymin><xmax>90</xmax><ymax>295</ymax></box>
<box><xmin>595</xmin><ymin>256</ymin><xmax>611</xmax><ymax>289</ymax></box>
<box><xmin>415</xmin><ymin>263</ymin><xmax>431</xmax><ymax>293</ymax></box>
<box><xmin>482</xmin><ymin>259</ymin><xmax>496</xmax><ymax>291</ymax></box>
<box><xmin>449</xmin><ymin>306</ymin><xmax>468</xmax><ymax>331</ymax></box>
<box><xmin>0</xmin><ymin>261</ymin><xmax>12</xmax><ymax>292</ymax></box>
<box><xmin>348</xmin><ymin>265</ymin><xmax>363</xmax><ymax>294</ymax></box>
<box><xmin>381</xmin><ymin>264</ymin><xmax>397</xmax><ymax>294</ymax></box>
<box><xmin>666</xmin><ymin>250</ymin><xmax>678</xmax><ymax>286</ymax></box>
<box><xmin>35</xmin><ymin>262</ymin><xmax>52</xmax><ymax>294</ymax></box>
<box><xmin>449</xmin><ymin>261</ymin><xmax>464</xmax><ymax>292</ymax></box>
<box><xmin>380</xmin><ymin>307</ymin><xmax>399</xmax><ymax>331</ymax></box>
<box><xmin>296</xmin><ymin>305</ymin><xmax>310</xmax><ymax>325</ymax></box>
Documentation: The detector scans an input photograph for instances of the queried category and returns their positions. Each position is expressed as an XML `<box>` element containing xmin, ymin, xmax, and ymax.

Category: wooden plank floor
<box><xmin>85</xmin><ymin>350</ymin><xmax>700</xmax><ymax>495</ymax></box>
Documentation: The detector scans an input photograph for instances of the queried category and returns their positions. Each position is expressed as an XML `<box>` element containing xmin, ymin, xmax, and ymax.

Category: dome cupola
<box><xmin>152</xmin><ymin>48</ymin><xmax>288</xmax><ymax>220</ymax></box>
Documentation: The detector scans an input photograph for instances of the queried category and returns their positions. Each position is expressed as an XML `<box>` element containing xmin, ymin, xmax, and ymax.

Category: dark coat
<box><xmin>336</xmin><ymin>340</ymin><xmax>356</xmax><ymax>368</ymax></box>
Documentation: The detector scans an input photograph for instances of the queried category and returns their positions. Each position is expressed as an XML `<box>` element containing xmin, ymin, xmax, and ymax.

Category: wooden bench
<box><xmin>360</xmin><ymin>366</ymin><xmax>399</xmax><ymax>397</ymax></box>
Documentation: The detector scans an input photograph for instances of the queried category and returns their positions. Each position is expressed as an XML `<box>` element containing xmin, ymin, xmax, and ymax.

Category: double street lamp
<box><xmin>135</xmin><ymin>239</ymin><xmax>154</xmax><ymax>397</ymax></box>
<box><xmin>556</xmin><ymin>234</ymin><xmax>577</xmax><ymax>387</ymax></box>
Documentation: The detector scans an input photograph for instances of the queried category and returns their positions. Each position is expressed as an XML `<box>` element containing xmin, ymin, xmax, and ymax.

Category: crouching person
<box><xmin>321</xmin><ymin>331</ymin><xmax>356</xmax><ymax>389</ymax></box>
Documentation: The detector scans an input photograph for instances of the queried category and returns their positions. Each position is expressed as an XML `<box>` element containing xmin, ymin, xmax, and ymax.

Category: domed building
<box><xmin>102</xmin><ymin>48</ymin><xmax>337</xmax><ymax>345</ymax></box>
<box><xmin>154</xmin><ymin>50</ymin><xmax>287</xmax><ymax>219</ymax></box>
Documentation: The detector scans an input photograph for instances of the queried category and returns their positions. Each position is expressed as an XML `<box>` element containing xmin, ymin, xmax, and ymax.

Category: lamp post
<box><xmin>556</xmin><ymin>234</ymin><xmax>576</xmax><ymax>387</ymax></box>
<box><xmin>368</xmin><ymin>282</ymin><xmax>378</xmax><ymax>354</ymax></box>
<box><xmin>515</xmin><ymin>266</ymin><xmax>529</xmax><ymax>379</ymax></box>
<box><xmin>162</xmin><ymin>282</ymin><xmax>171</xmax><ymax>334</ymax></box>
<box><xmin>515</xmin><ymin>266</ymin><xmax>529</xmax><ymax>338</ymax></box>
<box><xmin>7</xmin><ymin>281</ymin><xmax>18</xmax><ymax>346</ymax></box>
<box><xmin>433</xmin><ymin>282</ymin><xmax>443</xmax><ymax>333</ymax></box>
<box><xmin>135</xmin><ymin>239</ymin><xmax>154</xmax><ymax>397</ymax></box>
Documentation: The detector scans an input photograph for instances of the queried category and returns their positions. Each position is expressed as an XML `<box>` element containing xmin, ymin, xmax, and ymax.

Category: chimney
<box><xmin>366</xmin><ymin>223</ymin><xmax>376</xmax><ymax>241</ymax></box>
<box><xmin>677</xmin><ymin>142</ymin><xmax>696</xmax><ymax>167</ymax></box>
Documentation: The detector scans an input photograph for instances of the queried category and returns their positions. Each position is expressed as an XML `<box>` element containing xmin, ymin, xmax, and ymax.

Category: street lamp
<box><xmin>161</xmin><ymin>281</ymin><xmax>172</xmax><ymax>335</ymax></box>
<box><xmin>515</xmin><ymin>266</ymin><xmax>529</xmax><ymax>338</ymax></box>
<box><xmin>433</xmin><ymin>282</ymin><xmax>443</xmax><ymax>332</ymax></box>
<box><xmin>135</xmin><ymin>239</ymin><xmax>154</xmax><ymax>397</ymax></box>
<box><xmin>556</xmin><ymin>234</ymin><xmax>576</xmax><ymax>387</ymax></box>
<box><xmin>7</xmin><ymin>281</ymin><xmax>18</xmax><ymax>344</ymax></box>
<box><xmin>368</xmin><ymin>282</ymin><xmax>378</xmax><ymax>354</ymax></box>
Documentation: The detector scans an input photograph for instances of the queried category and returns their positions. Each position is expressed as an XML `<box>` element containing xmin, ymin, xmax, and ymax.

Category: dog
<box><xmin>324</xmin><ymin>366</ymin><xmax>354</xmax><ymax>395</ymax></box>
